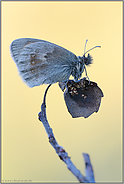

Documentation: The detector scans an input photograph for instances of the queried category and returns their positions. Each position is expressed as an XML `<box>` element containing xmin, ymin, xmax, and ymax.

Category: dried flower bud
<box><xmin>59</xmin><ymin>78</ymin><xmax>104</xmax><ymax>118</ymax></box>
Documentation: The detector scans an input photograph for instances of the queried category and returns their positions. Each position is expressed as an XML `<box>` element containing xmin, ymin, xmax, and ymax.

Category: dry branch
<box><xmin>38</xmin><ymin>84</ymin><xmax>95</xmax><ymax>183</ymax></box>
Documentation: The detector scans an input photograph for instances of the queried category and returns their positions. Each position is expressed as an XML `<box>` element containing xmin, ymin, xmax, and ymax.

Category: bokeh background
<box><xmin>1</xmin><ymin>1</ymin><xmax>122</xmax><ymax>183</ymax></box>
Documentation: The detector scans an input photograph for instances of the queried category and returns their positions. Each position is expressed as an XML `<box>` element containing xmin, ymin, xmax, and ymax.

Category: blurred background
<box><xmin>1</xmin><ymin>1</ymin><xmax>122</xmax><ymax>183</ymax></box>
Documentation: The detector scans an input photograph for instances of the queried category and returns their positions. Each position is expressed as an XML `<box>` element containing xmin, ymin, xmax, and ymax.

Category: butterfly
<box><xmin>10</xmin><ymin>38</ymin><xmax>100</xmax><ymax>87</ymax></box>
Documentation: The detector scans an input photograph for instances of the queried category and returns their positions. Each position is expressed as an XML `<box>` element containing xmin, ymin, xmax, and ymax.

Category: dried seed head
<box><xmin>63</xmin><ymin>78</ymin><xmax>104</xmax><ymax>118</ymax></box>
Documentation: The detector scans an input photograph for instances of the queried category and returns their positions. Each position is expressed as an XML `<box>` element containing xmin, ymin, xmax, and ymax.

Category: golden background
<box><xmin>1</xmin><ymin>1</ymin><xmax>122</xmax><ymax>182</ymax></box>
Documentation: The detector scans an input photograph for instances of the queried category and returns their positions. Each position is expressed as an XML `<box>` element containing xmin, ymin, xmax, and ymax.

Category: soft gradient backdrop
<box><xmin>1</xmin><ymin>1</ymin><xmax>122</xmax><ymax>183</ymax></box>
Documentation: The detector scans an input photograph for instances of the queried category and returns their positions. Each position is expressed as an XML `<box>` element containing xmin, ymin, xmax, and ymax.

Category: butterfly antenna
<box><xmin>85</xmin><ymin>45</ymin><xmax>101</xmax><ymax>55</ymax></box>
<box><xmin>84</xmin><ymin>39</ymin><xmax>88</xmax><ymax>54</ymax></box>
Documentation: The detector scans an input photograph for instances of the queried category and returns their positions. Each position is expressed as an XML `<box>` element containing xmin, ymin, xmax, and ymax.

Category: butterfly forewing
<box><xmin>10</xmin><ymin>38</ymin><xmax>42</xmax><ymax>63</ymax></box>
<box><xmin>10</xmin><ymin>38</ymin><xmax>79</xmax><ymax>87</ymax></box>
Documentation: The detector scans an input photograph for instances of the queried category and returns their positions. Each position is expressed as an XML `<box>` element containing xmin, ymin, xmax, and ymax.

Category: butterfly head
<box><xmin>71</xmin><ymin>53</ymin><xmax>93</xmax><ymax>81</ymax></box>
<box><xmin>72</xmin><ymin>40</ymin><xmax>101</xmax><ymax>81</ymax></box>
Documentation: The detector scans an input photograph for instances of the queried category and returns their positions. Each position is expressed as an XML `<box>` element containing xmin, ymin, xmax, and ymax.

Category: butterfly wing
<box><xmin>10</xmin><ymin>38</ymin><xmax>42</xmax><ymax>63</ymax></box>
<box><xmin>10</xmin><ymin>38</ymin><xmax>78</xmax><ymax>87</ymax></box>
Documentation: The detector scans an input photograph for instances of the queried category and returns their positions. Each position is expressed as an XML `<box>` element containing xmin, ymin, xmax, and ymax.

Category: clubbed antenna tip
<box><xmin>85</xmin><ymin>45</ymin><xmax>101</xmax><ymax>55</ymax></box>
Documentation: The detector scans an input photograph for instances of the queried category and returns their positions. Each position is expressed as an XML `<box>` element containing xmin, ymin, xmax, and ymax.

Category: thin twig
<box><xmin>38</xmin><ymin>84</ymin><xmax>95</xmax><ymax>183</ymax></box>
